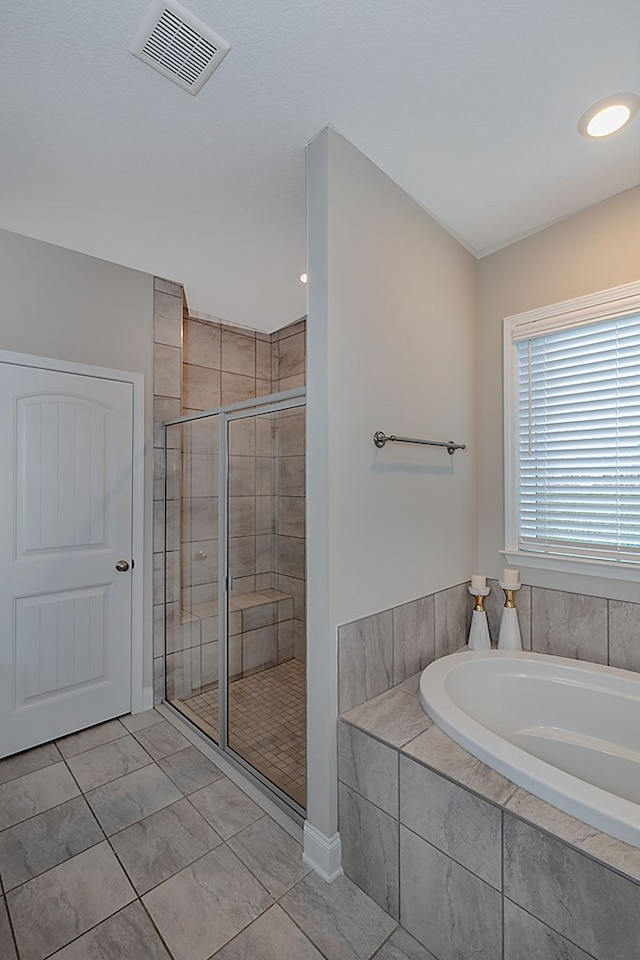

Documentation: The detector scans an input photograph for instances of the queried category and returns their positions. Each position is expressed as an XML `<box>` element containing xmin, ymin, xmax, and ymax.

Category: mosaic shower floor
<box><xmin>173</xmin><ymin>659</ymin><xmax>306</xmax><ymax>808</ymax></box>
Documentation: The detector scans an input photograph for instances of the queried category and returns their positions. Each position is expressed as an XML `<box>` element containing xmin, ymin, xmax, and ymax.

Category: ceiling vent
<box><xmin>130</xmin><ymin>0</ymin><xmax>230</xmax><ymax>96</ymax></box>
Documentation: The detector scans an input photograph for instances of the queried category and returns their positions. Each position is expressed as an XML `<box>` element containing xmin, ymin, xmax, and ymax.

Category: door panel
<box><xmin>226</xmin><ymin>406</ymin><xmax>307</xmax><ymax>809</ymax></box>
<box><xmin>0</xmin><ymin>363</ymin><xmax>134</xmax><ymax>757</ymax></box>
<box><xmin>163</xmin><ymin>415</ymin><xmax>220</xmax><ymax>743</ymax></box>
<box><xmin>15</xmin><ymin>587</ymin><xmax>108</xmax><ymax>705</ymax></box>
<box><xmin>18</xmin><ymin>397</ymin><xmax>108</xmax><ymax>554</ymax></box>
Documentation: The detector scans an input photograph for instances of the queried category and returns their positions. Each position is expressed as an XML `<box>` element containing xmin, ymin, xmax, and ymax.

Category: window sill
<box><xmin>501</xmin><ymin>549</ymin><xmax>640</xmax><ymax>583</ymax></box>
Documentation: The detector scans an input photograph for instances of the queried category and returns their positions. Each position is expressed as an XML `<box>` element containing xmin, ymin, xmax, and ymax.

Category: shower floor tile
<box><xmin>173</xmin><ymin>659</ymin><xmax>306</xmax><ymax>808</ymax></box>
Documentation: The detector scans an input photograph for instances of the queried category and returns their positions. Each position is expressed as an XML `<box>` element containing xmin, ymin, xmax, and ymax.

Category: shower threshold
<box><xmin>171</xmin><ymin>659</ymin><xmax>306</xmax><ymax>809</ymax></box>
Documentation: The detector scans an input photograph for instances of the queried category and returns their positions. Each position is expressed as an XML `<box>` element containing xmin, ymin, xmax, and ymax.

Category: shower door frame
<box><xmin>163</xmin><ymin>387</ymin><xmax>306</xmax><ymax>819</ymax></box>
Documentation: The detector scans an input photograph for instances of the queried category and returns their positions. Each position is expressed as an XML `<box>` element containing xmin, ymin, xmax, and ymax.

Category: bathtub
<box><xmin>418</xmin><ymin>649</ymin><xmax>640</xmax><ymax>849</ymax></box>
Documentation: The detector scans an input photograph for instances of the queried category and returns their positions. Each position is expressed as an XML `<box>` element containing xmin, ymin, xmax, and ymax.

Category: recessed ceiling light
<box><xmin>578</xmin><ymin>93</ymin><xmax>640</xmax><ymax>139</ymax></box>
<box><xmin>299</xmin><ymin>273</ymin><xmax>308</xmax><ymax>284</ymax></box>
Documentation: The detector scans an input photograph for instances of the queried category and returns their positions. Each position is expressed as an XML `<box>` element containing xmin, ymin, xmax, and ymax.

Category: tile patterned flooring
<box><xmin>0</xmin><ymin>712</ymin><xmax>432</xmax><ymax>960</ymax></box>
<box><xmin>174</xmin><ymin>659</ymin><xmax>306</xmax><ymax>807</ymax></box>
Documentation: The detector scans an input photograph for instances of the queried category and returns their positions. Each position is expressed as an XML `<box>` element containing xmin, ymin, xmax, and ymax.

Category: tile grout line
<box><xmin>501</xmin><ymin>808</ymin><xmax>505</xmax><ymax>960</ymax></box>
<box><xmin>501</xmin><ymin>895</ymin><xmax>600</xmax><ymax>960</ymax></box>
<box><xmin>1</xmin><ymin>876</ymin><xmax>21</xmax><ymax>960</ymax></box>
<box><xmin>277</xmin><ymin>895</ymin><xmax>341</xmax><ymax>960</ymax></box>
<box><xmin>4</xmin><ymin>750</ymin><xmax>149</xmax><ymax>960</ymax></box>
<box><xmin>0</xmin><ymin>745</ymin><xmax>64</xmax><ymax>788</ymax></box>
<box><xmin>1</xmin><ymin>718</ymin><xmax>401</xmax><ymax>960</ymax></box>
<box><xmin>5</xmin><ymin>736</ymin><xmax>265</xmax><ymax>957</ymax></box>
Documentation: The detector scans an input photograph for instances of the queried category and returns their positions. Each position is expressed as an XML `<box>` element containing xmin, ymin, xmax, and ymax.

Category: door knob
<box><xmin>115</xmin><ymin>560</ymin><xmax>130</xmax><ymax>572</ymax></box>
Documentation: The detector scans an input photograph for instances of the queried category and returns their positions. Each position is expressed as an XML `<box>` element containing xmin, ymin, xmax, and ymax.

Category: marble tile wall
<box><xmin>338</xmin><ymin>578</ymin><xmax>640</xmax><ymax>713</ymax></box>
<box><xmin>338</xmin><ymin>707</ymin><xmax>640</xmax><ymax>960</ymax></box>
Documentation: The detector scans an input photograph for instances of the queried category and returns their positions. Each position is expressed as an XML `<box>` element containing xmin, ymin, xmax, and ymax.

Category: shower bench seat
<box><xmin>176</xmin><ymin>588</ymin><xmax>296</xmax><ymax>685</ymax></box>
<box><xmin>187</xmin><ymin>587</ymin><xmax>294</xmax><ymax>631</ymax></box>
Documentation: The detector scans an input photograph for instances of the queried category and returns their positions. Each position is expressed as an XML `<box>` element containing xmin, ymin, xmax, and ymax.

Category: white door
<box><xmin>0</xmin><ymin>362</ymin><xmax>134</xmax><ymax>757</ymax></box>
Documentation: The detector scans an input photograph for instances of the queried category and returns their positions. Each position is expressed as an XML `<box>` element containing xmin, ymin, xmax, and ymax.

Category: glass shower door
<box><xmin>226</xmin><ymin>401</ymin><xmax>306</xmax><ymax>809</ymax></box>
<box><xmin>164</xmin><ymin>413</ymin><xmax>220</xmax><ymax>742</ymax></box>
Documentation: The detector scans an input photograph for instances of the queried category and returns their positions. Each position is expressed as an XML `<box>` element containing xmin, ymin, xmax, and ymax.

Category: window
<box><xmin>503</xmin><ymin>281</ymin><xmax>640</xmax><ymax>580</ymax></box>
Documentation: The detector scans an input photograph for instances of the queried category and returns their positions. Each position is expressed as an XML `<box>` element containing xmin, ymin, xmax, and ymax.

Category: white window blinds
<box><xmin>514</xmin><ymin>311</ymin><xmax>640</xmax><ymax>564</ymax></box>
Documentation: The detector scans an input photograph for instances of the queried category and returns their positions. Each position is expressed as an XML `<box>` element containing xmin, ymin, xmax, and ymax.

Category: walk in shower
<box><xmin>163</xmin><ymin>390</ymin><xmax>306</xmax><ymax>814</ymax></box>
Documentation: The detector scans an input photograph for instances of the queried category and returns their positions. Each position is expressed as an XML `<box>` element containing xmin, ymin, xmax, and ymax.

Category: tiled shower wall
<box><xmin>152</xmin><ymin>277</ymin><xmax>306</xmax><ymax>704</ymax></box>
<box><xmin>273</xmin><ymin>403</ymin><xmax>306</xmax><ymax>662</ymax></box>
<box><xmin>337</xmin><ymin>579</ymin><xmax>640</xmax><ymax>713</ymax></box>
<box><xmin>153</xmin><ymin>279</ymin><xmax>183</xmax><ymax>704</ymax></box>
<box><xmin>181</xmin><ymin>315</ymin><xmax>306</xmax><ymax>617</ymax></box>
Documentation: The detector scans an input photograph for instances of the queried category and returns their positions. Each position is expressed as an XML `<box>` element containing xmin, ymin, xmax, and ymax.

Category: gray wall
<box><xmin>0</xmin><ymin>228</ymin><xmax>155</xmax><ymax>690</ymax></box>
<box><xmin>476</xmin><ymin>186</ymin><xmax>640</xmax><ymax>601</ymax></box>
<box><xmin>306</xmin><ymin>128</ymin><xmax>477</xmax><ymax>851</ymax></box>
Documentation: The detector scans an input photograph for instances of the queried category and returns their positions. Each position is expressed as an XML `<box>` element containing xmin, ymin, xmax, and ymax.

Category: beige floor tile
<box><xmin>212</xmin><ymin>904</ymin><xmax>323</xmax><ymax>960</ymax></box>
<box><xmin>0</xmin><ymin>763</ymin><xmax>80</xmax><ymax>832</ymax></box>
<box><xmin>143</xmin><ymin>845</ymin><xmax>271</xmax><ymax>960</ymax></box>
<box><xmin>49</xmin><ymin>901</ymin><xmax>171</xmax><ymax>960</ymax></box>
<box><xmin>0</xmin><ymin>743</ymin><xmax>62</xmax><ymax>787</ymax></box>
<box><xmin>7</xmin><ymin>842</ymin><xmax>135</xmax><ymax>960</ymax></box>
<box><xmin>110</xmin><ymin>798</ymin><xmax>222</xmax><ymax>894</ymax></box>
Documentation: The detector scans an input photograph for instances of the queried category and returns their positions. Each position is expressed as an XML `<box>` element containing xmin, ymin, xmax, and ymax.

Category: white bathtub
<box><xmin>418</xmin><ymin>649</ymin><xmax>640</xmax><ymax>849</ymax></box>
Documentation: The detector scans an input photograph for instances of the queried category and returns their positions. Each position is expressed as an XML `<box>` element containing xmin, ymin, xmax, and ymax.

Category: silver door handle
<box><xmin>115</xmin><ymin>560</ymin><xmax>130</xmax><ymax>572</ymax></box>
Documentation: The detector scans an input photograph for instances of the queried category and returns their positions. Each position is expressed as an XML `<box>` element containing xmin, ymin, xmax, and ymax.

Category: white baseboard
<box><xmin>302</xmin><ymin>822</ymin><xmax>343</xmax><ymax>882</ymax></box>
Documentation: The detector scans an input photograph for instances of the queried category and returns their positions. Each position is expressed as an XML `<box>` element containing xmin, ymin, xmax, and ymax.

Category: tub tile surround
<box><xmin>338</xmin><ymin>723</ymin><xmax>398</xmax><ymax>817</ymax></box>
<box><xmin>340</xmin><ymin>688</ymin><xmax>432</xmax><ymax>751</ymax></box>
<box><xmin>338</xmin><ymin>584</ymin><xmax>471</xmax><ymax>714</ymax></box>
<box><xmin>607</xmin><ymin>599</ymin><xmax>640</xmax><ymax>673</ymax></box>
<box><xmin>338</xmin><ymin>580</ymin><xmax>640</xmax><ymax>960</ymax></box>
<box><xmin>338</xmin><ymin>610</ymin><xmax>394</xmax><ymax>713</ymax></box>
<box><xmin>503</xmin><ymin>900</ymin><xmax>596</xmax><ymax>960</ymax></box>
<box><xmin>393</xmin><ymin>595</ymin><xmax>435</xmax><ymax>686</ymax></box>
<box><xmin>400</xmin><ymin>826</ymin><xmax>502</xmax><ymax>960</ymax></box>
<box><xmin>338</xmin><ymin>579</ymin><xmax>640</xmax><ymax>716</ymax></box>
<box><xmin>402</xmin><ymin>724</ymin><xmax>518</xmax><ymax>807</ymax></box>
<box><xmin>531</xmin><ymin>588</ymin><xmax>608</xmax><ymax>663</ymax></box>
<box><xmin>338</xmin><ymin>782</ymin><xmax>400</xmax><ymax>918</ymax></box>
<box><xmin>504</xmin><ymin>816</ymin><xmax>640</xmax><ymax>959</ymax></box>
<box><xmin>399</xmin><ymin>758</ymin><xmax>502</xmax><ymax>889</ymax></box>
<box><xmin>339</xmin><ymin>680</ymin><xmax>640</xmax><ymax>960</ymax></box>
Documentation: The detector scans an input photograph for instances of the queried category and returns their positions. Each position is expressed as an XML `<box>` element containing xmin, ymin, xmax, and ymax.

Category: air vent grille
<box><xmin>130</xmin><ymin>0</ymin><xmax>230</xmax><ymax>95</ymax></box>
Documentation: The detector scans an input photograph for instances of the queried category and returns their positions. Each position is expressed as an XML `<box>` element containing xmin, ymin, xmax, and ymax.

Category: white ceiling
<box><xmin>2</xmin><ymin>0</ymin><xmax>639</xmax><ymax>332</ymax></box>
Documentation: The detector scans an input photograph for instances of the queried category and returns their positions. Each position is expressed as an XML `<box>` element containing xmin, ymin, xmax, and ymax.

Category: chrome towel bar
<box><xmin>373</xmin><ymin>431</ymin><xmax>466</xmax><ymax>455</ymax></box>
